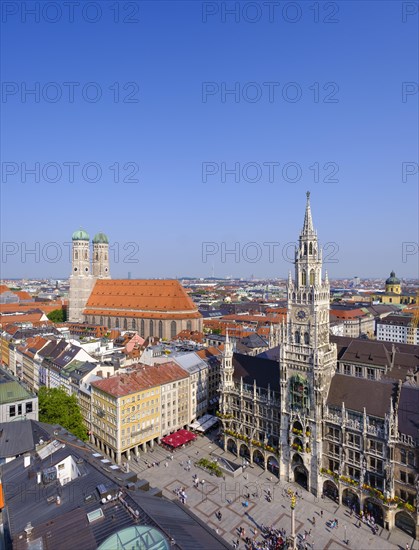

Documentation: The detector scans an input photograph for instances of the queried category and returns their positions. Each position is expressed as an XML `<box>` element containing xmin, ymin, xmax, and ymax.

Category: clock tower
<box><xmin>279</xmin><ymin>192</ymin><xmax>337</xmax><ymax>495</ymax></box>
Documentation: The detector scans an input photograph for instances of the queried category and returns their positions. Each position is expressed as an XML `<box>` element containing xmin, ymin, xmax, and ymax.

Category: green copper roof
<box><xmin>0</xmin><ymin>381</ymin><xmax>33</xmax><ymax>404</ymax></box>
<box><xmin>386</xmin><ymin>270</ymin><xmax>400</xmax><ymax>285</ymax></box>
<box><xmin>93</xmin><ymin>232</ymin><xmax>109</xmax><ymax>244</ymax></box>
<box><xmin>72</xmin><ymin>229</ymin><xmax>90</xmax><ymax>241</ymax></box>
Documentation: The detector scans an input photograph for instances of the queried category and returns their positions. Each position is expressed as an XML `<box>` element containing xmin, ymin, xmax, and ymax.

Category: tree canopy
<box><xmin>38</xmin><ymin>386</ymin><xmax>88</xmax><ymax>441</ymax></box>
<box><xmin>47</xmin><ymin>309</ymin><xmax>66</xmax><ymax>323</ymax></box>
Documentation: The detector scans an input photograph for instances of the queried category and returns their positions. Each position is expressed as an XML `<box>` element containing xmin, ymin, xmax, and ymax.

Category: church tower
<box><xmin>279</xmin><ymin>192</ymin><xmax>336</xmax><ymax>495</ymax></box>
<box><xmin>92</xmin><ymin>233</ymin><xmax>111</xmax><ymax>279</ymax></box>
<box><xmin>68</xmin><ymin>229</ymin><xmax>95</xmax><ymax>322</ymax></box>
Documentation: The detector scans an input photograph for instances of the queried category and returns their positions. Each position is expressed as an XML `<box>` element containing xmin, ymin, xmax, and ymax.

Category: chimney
<box><xmin>23</xmin><ymin>455</ymin><xmax>30</xmax><ymax>468</ymax></box>
<box><xmin>36</xmin><ymin>471</ymin><xmax>41</xmax><ymax>484</ymax></box>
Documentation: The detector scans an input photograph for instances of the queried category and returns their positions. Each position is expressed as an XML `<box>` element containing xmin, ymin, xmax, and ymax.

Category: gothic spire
<box><xmin>302</xmin><ymin>191</ymin><xmax>315</xmax><ymax>236</ymax></box>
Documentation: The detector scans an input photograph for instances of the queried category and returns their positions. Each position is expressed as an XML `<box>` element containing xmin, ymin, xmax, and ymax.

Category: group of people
<box><xmin>358</xmin><ymin>510</ymin><xmax>379</xmax><ymax>534</ymax></box>
<box><xmin>180</xmin><ymin>458</ymin><xmax>192</xmax><ymax>471</ymax></box>
<box><xmin>173</xmin><ymin>486</ymin><xmax>188</xmax><ymax>504</ymax></box>
<box><xmin>236</xmin><ymin>525</ymin><xmax>288</xmax><ymax>549</ymax></box>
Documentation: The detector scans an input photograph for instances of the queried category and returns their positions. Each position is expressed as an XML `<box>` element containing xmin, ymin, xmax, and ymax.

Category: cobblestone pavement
<box><xmin>121</xmin><ymin>434</ymin><xmax>418</xmax><ymax>550</ymax></box>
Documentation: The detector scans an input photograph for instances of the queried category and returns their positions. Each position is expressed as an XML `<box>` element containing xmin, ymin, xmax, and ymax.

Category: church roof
<box><xmin>83</xmin><ymin>279</ymin><xmax>201</xmax><ymax>320</ymax></box>
<box><xmin>385</xmin><ymin>270</ymin><xmax>400</xmax><ymax>285</ymax></box>
<box><xmin>92</xmin><ymin>232</ymin><xmax>108</xmax><ymax>244</ymax></box>
<box><xmin>72</xmin><ymin>229</ymin><xmax>89</xmax><ymax>241</ymax></box>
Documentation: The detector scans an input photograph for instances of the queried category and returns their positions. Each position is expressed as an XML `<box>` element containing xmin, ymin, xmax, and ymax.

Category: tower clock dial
<box><xmin>294</xmin><ymin>308</ymin><xmax>308</xmax><ymax>321</ymax></box>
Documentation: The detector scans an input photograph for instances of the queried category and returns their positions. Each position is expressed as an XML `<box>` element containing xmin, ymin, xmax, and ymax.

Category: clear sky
<box><xmin>1</xmin><ymin>0</ymin><xmax>418</xmax><ymax>280</ymax></box>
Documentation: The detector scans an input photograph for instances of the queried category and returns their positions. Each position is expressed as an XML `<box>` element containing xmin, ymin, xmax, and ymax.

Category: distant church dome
<box><xmin>93</xmin><ymin>232</ymin><xmax>109</xmax><ymax>244</ymax></box>
<box><xmin>72</xmin><ymin>229</ymin><xmax>89</xmax><ymax>241</ymax></box>
<box><xmin>386</xmin><ymin>271</ymin><xmax>400</xmax><ymax>285</ymax></box>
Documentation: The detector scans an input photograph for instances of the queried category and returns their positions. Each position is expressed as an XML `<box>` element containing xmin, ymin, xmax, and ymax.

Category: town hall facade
<box><xmin>219</xmin><ymin>194</ymin><xmax>419</xmax><ymax>539</ymax></box>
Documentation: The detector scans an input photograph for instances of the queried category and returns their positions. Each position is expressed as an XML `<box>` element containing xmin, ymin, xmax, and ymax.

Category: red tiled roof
<box><xmin>84</xmin><ymin>280</ymin><xmax>201</xmax><ymax>319</ymax></box>
<box><xmin>92</xmin><ymin>361</ymin><xmax>188</xmax><ymax>397</ymax></box>
<box><xmin>175</xmin><ymin>330</ymin><xmax>203</xmax><ymax>343</ymax></box>
<box><xmin>0</xmin><ymin>312</ymin><xmax>46</xmax><ymax>327</ymax></box>
<box><xmin>330</xmin><ymin>308</ymin><xmax>369</xmax><ymax>320</ymax></box>
<box><xmin>15</xmin><ymin>291</ymin><xmax>32</xmax><ymax>301</ymax></box>
<box><xmin>0</xmin><ymin>301</ymin><xmax>63</xmax><ymax>314</ymax></box>
<box><xmin>196</xmin><ymin>346</ymin><xmax>223</xmax><ymax>360</ymax></box>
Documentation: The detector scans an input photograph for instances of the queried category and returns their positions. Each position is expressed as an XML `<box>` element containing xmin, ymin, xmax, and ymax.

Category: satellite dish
<box><xmin>107</xmin><ymin>494</ymin><xmax>112</xmax><ymax>501</ymax></box>
<box><xmin>101</xmin><ymin>498</ymin><xmax>106</xmax><ymax>504</ymax></box>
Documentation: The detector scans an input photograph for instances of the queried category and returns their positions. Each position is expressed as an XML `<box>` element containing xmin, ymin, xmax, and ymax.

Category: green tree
<box><xmin>47</xmin><ymin>309</ymin><xmax>66</xmax><ymax>323</ymax></box>
<box><xmin>38</xmin><ymin>387</ymin><xmax>88</xmax><ymax>441</ymax></box>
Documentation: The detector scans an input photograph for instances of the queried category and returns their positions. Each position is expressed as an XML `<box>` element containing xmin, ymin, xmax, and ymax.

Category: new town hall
<box><xmin>219</xmin><ymin>193</ymin><xmax>419</xmax><ymax>539</ymax></box>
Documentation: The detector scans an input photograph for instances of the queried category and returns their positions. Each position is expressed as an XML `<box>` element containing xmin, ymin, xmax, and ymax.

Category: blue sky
<box><xmin>1</xmin><ymin>0</ymin><xmax>418</xmax><ymax>279</ymax></box>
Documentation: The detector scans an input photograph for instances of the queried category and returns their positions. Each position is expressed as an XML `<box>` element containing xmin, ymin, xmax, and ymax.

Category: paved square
<box><xmin>121</xmin><ymin>434</ymin><xmax>418</xmax><ymax>550</ymax></box>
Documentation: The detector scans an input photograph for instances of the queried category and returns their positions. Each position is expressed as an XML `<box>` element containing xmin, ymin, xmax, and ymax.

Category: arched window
<box><xmin>310</xmin><ymin>270</ymin><xmax>315</xmax><ymax>285</ymax></box>
<box><xmin>123</xmin><ymin>318</ymin><xmax>128</xmax><ymax>330</ymax></box>
<box><xmin>171</xmin><ymin>321</ymin><xmax>177</xmax><ymax>339</ymax></box>
<box><xmin>158</xmin><ymin>320</ymin><xmax>163</xmax><ymax>338</ymax></box>
<box><xmin>309</xmin><ymin>242</ymin><xmax>313</xmax><ymax>255</ymax></box>
<box><xmin>75</xmin><ymin>251</ymin><xmax>78</xmax><ymax>260</ymax></box>
<box><xmin>115</xmin><ymin>317</ymin><xmax>119</xmax><ymax>329</ymax></box>
<box><xmin>294</xmin><ymin>331</ymin><xmax>300</xmax><ymax>344</ymax></box>
<box><xmin>292</xmin><ymin>292</ymin><xmax>296</xmax><ymax>300</ymax></box>
<box><xmin>304</xmin><ymin>243</ymin><xmax>307</xmax><ymax>256</ymax></box>
<box><xmin>408</xmin><ymin>451</ymin><xmax>415</xmax><ymax>466</ymax></box>
<box><xmin>304</xmin><ymin>332</ymin><xmax>309</xmax><ymax>345</ymax></box>
<box><xmin>132</xmin><ymin>319</ymin><xmax>136</xmax><ymax>330</ymax></box>
<box><xmin>107</xmin><ymin>317</ymin><xmax>111</xmax><ymax>328</ymax></box>
<box><xmin>92</xmin><ymin>316</ymin><xmax>95</xmax><ymax>325</ymax></box>
<box><xmin>100</xmin><ymin>316</ymin><xmax>103</xmax><ymax>325</ymax></box>
<box><xmin>400</xmin><ymin>449</ymin><xmax>406</xmax><ymax>464</ymax></box>
<box><xmin>141</xmin><ymin>319</ymin><xmax>145</xmax><ymax>337</ymax></box>
<box><xmin>95</xmin><ymin>252</ymin><xmax>98</xmax><ymax>261</ymax></box>
<box><xmin>149</xmin><ymin>320</ymin><xmax>154</xmax><ymax>337</ymax></box>
<box><xmin>301</xmin><ymin>270</ymin><xmax>307</xmax><ymax>286</ymax></box>
<box><xmin>186</xmin><ymin>320</ymin><xmax>192</xmax><ymax>331</ymax></box>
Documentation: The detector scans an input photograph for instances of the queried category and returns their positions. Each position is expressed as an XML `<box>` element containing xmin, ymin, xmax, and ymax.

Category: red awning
<box><xmin>161</xmin><ymin>429</ymin><xmax>197</xmax><ymax>448</ymax></box>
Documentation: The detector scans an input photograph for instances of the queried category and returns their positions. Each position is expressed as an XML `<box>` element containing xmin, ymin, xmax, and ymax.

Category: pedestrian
<box><xmin>312</xmin><ymin>516</ymin><xmax>316</xmax><ymax>526</ymax></box>
<box><xmin>320</xmin><ymin>510</ymin><xmax>323</xmax><ymax>518</ymax></box>
<box><xmin>165</xmin><ymin>461</ymin><xmax>168</xmax><ymax>467</ymax></box>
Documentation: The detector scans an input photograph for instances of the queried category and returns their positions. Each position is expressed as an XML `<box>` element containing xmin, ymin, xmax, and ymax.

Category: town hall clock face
<box><xmin>294</xmin><ymin>308</ymin><xmax>308</xmax><ymax>321</ymax></box>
